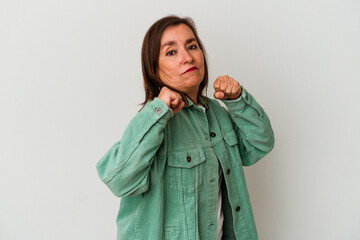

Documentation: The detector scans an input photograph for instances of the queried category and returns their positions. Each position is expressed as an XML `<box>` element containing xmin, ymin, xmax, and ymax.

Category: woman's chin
<box><xmin>184</xmin><ymin>75</ymin><xmax>202</xmax><ymax>88</ymax></box>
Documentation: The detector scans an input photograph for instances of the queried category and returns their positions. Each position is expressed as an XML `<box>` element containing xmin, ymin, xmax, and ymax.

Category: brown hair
<box><xmin>141</xmin><ymin>15</ymin><xmax>208</xmax><ymax>107</ymax></box>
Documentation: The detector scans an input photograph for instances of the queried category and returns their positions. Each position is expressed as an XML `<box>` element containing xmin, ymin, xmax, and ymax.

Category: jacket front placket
<box><xmin>187</xmin><ymin>103</ymin><xmax>219</xmax><ymax>239</ymax></box>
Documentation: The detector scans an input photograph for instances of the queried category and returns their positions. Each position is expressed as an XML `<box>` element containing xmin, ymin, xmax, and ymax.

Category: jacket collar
<box><xmin>184</xmin><ymin>95</ymin><xmax>209</xmax><ymax>110</ymax></box>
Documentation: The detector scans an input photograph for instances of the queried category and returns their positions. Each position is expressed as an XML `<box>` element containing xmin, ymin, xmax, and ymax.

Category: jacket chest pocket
<box><xmin>223</xmin><ymin>129</ymin><xmax>243</xmax><ymax>165</ymax></box>
<box><xmin>166</xmin><ymin>147</ymin><xmax>206</xmax><ymax>194</ymax></box>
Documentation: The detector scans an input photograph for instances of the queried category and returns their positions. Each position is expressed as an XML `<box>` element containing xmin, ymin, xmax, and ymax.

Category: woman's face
<box><xmin>157</xmin><ymin>24</ymin><xmax>205</xmax><ymax>97</ymax></box>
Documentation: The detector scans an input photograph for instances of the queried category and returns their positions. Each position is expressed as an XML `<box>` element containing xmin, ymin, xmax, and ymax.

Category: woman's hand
<box><xmin>213</xmin><ymin>75</ymin><xmax>242</xmax><ymax>100</ymax></box>
<box><xmin>158</xmin><ymin>87</ymin><xmax>185</xmax><ymax>114</ymax></box>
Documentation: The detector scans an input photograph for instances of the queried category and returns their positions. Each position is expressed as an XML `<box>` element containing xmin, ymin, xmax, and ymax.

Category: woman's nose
<box><xmin>179</xmin><ymin>49</ymin><xmax>193</xmax><ymax>64</ymax></box>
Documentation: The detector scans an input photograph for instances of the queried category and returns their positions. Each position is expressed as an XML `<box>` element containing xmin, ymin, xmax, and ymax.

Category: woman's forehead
<box><xmin>161</xmin><ymin>24</ymin><xmax>196</xmax><ymax>45</ymax></box>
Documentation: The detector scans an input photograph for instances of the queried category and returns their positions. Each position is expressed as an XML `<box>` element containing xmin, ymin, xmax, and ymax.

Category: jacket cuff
<box><xmin>221</xmin><ymin>87</ymin><xmax>251</xmax><ymax>111</ymax></box>
<box><xmin>142</xmin><ymin>97</ymin><xmax>173</xmax><ymax>125</ymax></box>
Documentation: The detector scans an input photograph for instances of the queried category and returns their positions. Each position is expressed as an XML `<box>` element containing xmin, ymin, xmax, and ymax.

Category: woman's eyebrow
<box><xmin>161</xmin><ymin>41</ymin><xmax>176</xmax><ymax>49</ymax></box>
<box><xmin>161</xmin><ymin>38</ymin><xmax>197</xmax><ymax>50</ymax></box>
<box><xmin>185</xmin><ymin>38</ymin><xmax>197</xmax><ymax>44</ymax></box>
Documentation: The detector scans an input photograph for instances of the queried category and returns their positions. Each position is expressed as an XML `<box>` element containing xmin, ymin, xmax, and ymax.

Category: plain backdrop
<box><xmin>1</xmin><ymin>0</ymin><xmax>359</xmax><ymax>239</ymax></box>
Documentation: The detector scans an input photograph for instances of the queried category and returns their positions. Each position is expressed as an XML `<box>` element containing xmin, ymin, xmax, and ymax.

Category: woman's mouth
<box><xmin>182</xmin><ymin>67</ymin><xmax>198</xmax><ymax>74</ymax></box>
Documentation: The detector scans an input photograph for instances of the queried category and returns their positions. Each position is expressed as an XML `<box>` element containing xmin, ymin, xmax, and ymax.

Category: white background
<box><xmin>1</xmin><ymin>0</ymin><xmax>359</xmax><ymax>239</ymax></box>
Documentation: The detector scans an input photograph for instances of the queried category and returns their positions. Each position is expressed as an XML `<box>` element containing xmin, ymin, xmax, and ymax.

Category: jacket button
<box><xmin>186</xmin><ymin>156</ymin><xmax>192</xmax><ymax>162</ymax></box>
<box><xmin>155</xmin><ymin>108</ymin><xmax>162</xmax><ymax>114</ymax></box>
<box><xmin>227</xmin><ymin>169</ymin><xmax>231</xmax><ymax>174</ymax></box>
<box><xmin>210</xmin><ymin>132</ymin><xmax>216</xmax><ymax>137</ymax></box>
<box><xmin>236</xmin><ymin>206</ymin><xmax>241</xmax><ymax>212</ymax></box>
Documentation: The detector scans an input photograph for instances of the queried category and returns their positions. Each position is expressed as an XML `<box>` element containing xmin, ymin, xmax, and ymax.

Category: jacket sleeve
<box><xmin>96</xmin><ymin>98</ymin><xmax>172</xmax><ymax>197</ymax></box>
<box><xmin>222</xmin><ymin>87</ymin><xmax>275</xmax><ymax>166</ymax></box>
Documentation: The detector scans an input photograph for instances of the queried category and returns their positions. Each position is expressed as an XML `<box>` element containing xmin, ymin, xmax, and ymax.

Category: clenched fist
<box><xmin>213</xmin><ymin>75</ymin><xmax>242</xmax><ymax>100</ymax></box>
<box><xmin>158</xmin><ymin>87</ymin><xmax>185</xmax><ymax>114</ymax></box>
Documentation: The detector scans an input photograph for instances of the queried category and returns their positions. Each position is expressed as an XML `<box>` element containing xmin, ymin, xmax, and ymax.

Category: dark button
<box><xmin>236</xmin><ymin>206</ymin><xmax>241</xmax><ymax>212</ymax></box>
<box><xmin>186</xmin><ymin>156</ymin><xmax>192</xmax><ymax>162</ymax></box>
<box><xmin>227</xmin><ymin>169</ymin><xmax>231</xmax><ymax>174</ymax></box>
<box><xmin>210</xmin><ymin>132</ymin><xmax>216</xmax><ymax>137</ymax></box>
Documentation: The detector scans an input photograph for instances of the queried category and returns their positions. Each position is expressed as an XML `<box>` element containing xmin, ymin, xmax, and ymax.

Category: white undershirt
<box><xmin>217</xmin><ymin>163</ymin><xmax>224</xmax><ymax>240</ymax></box>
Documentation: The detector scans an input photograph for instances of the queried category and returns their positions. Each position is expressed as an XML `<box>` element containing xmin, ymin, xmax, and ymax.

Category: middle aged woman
<box><xmin>96</xmin><ymin>15</ymin><xmax>275</xmax><ymax>240</ymax></box>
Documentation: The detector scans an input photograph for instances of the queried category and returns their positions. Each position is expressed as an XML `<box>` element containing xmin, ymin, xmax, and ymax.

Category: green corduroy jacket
<box><xmin>96</xmin><ymin>88</ymin><xmax>275</xmax><ymax>240</ymax></box>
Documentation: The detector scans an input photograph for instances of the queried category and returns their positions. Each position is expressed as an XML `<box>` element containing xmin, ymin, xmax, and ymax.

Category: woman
<box><xmin>96</xmin><ymin>15</ymin><xmax>274</xmax><ymax>240</ymax></box>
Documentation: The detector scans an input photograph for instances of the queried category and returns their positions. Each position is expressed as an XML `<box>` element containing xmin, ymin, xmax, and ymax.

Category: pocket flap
<box><xmin>223</xmin><ymin>130</ymin><xmax>239</xmax><ymax>146</ymax></box>
<box><xmin>167</xmin><ymin>147</ymin><xmax>206</xmax><ymax>168</ymax></box>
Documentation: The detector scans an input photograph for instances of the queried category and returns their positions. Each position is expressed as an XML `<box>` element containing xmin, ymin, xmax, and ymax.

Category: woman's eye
<box><xmin>188</xmin><ymin>45</ymin><xmax>198</xmax><ymax>50</ymax></box>
<box><xmin>166</xmin><ymin>50</ymin><xmax>176</xmax><ymax>56</ymax></box>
